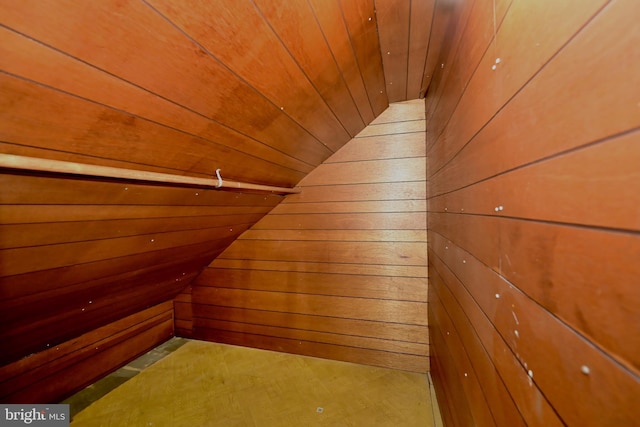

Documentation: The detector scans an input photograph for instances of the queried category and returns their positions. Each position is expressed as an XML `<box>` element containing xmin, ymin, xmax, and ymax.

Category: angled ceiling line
<box><xmin>140</xmin><ymin>0</ymin><xmax>337</xmax><ymax>154</ymax></box>
<box><xmin>306</xmin><ymin>0</ymin><xmax>368</xmax><ymax>128</ymax></box>
<box><xmin>250</xmin><ymin>0</ymin><xmax>361</xmax><ymax>138</ymax></box>
<box><xmin>0</xmin><ymin>24</ymin><xmax>322</xmax><ymax>173</ymax></box>
<box><xmin>0</xmin><ymin>70</ymin><xmax>313</xmax><ymax>180</ymax></box>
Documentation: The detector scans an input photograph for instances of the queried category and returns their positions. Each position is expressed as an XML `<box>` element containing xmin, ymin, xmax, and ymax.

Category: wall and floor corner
<box><xmin>0</xmin><ymin>0</ymin><xmax>435</xmax><ymax>406</ymax></box>
<box><xmin>423</xmin><ymin>0</ymin><xmax>640</xmax><ymax>426</ymax></box>
<box><xmin>176</xmin><ymin>100</ymin><xmax>429</xmax><ymax>373</ymax></box>
<box><xmin>1</xmin><ymin>0</ymin><xmax>639</xmax><ymax>425</ymax></box>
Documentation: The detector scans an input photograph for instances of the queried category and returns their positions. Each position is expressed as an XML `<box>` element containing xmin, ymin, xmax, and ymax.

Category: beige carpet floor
<box><xmin>70</xmin><ymin>340</ymin><xmax>442</xmax><ymax>426</ymax></box>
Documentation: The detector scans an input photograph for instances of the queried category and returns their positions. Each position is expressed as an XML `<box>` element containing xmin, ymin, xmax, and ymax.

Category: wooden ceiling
<box><xmin>0</xmin><ymin>0</ymin><xmax>436</xmax><ymax>188</ymax></box>
<box><xmin>0</xmin><ymin>0</ymin><xmax>439</xmax><ymax>367</ymax></box>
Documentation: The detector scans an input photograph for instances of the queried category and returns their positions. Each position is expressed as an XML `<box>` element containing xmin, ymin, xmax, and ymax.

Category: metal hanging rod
<box><xmin>0</xmin><ymin>154</ymin><xmax>301</xmax><ymax>194</ymax></box>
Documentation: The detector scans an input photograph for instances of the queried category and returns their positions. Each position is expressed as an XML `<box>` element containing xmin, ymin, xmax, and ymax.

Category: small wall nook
<box><xmin>1</xmin><ymin>1</ymin><xmax>638</xmax><ymax>426</ymax></box>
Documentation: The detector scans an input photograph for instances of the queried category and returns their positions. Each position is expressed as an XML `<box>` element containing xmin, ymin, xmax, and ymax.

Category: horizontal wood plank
<box><xmin>209</xmin><ymin>259</ymin><xmax>428</xmax><ymax>278</ymax></box>
<box><xmin>195</xmin><ymin>268</ymin><xmax>427</xmax><ymax>301</ymax></box>
<box><xmin>192</xmin><ymin>328</ymin><xmax>427</xmax><ymax>372</ymax></box>
<box><xmin>1</xmin><ymin>228</ymin><xmax>239</xmax><ymax>276</ymax></box>
<box><xmin>253</xmin><ymin>212</ymin><xmax>426</xmax><ymax>230</ymax></box>
<box><xmin>430</xmin><ymin>230</ymin><xmax>640</xmax><ymax>425</ymax></box>
<box><xmin>193</xmin><ymin>318</ymin><xmax>427</xmax><ymax>356</ymax></box>
<box><xmin>299</xmin><ymin>157</ymin><xmax>426</xmax><ymax>186</ymax></box>
<box><xmin>270</xmin><ymin>199</ymin><xmax>426</xmax><ymax>214</ymax></box>
<box><xmin>283</xmin><ymin>181</ymin><xmax>426</xmax><ymax>203</ymax></box>
<box><xmin>0</xmin><ymin>173</ymin><xmax>283</xmax><ymax>206</ymax></box>
<box><xmin>240</xmin><ymin>229</ymin><xmax>426</xmax><ymax>242</ymax></box>
<box><xmin>429</xmin><ymin>212</ymin><xmax>640</xmax><ymax>373</ymax></box>
<box><xmin>0</xmin><ymin>302</ymin><xmax>173</xmax><ymax>402</ymax></box>
<box><xmin>218</xmin><ymin>240</ymin><xmax>427</xmax><ymax>266</ymax></box>
<box><xmin>187</xmin><ymin>304</ymin><xmax>428</xmax><ymax>344</ymax></box>
<box><xmin>193</xmin><ymin>287</ymin><xmax>428</xmax><ymax>325</ymax></box>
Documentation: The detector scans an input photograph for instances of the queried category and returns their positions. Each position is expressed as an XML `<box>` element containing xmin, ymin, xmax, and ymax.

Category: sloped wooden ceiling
<box><xmin>0</xmin><ymin>0</ymin><xmax>438</xmax><ymax>400</ymax></box>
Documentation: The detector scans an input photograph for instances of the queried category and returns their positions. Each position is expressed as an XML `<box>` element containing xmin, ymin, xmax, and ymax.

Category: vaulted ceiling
<box><xmin>0</xmin><ymin>0</ymin><xmax>443</xmax><ymax>366</ymax></box>
<box><xmin>1</xmin><ymin>0</ymin><xmax>438</xmax><ymax>187</ymax></box>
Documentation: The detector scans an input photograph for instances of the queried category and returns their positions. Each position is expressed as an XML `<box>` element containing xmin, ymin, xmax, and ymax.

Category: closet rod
<box><xmin>0</xmin><ymin>154</ymin><xmax>301</xmax><ymax>194</ymax></box>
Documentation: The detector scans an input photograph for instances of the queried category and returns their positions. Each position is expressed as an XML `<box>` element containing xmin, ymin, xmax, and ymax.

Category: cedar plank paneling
<box><xmin>184</xmin><ymin>100</ymin><xmax>428</xmax><ymax>372</ymax></box>
<box><xmin>193</xmin><ymin>287</ymin><xmax>427</xmax><ymax>325</ymax></box>
<box><xmin>195</xmin><ymin>318</ymin><xmax>427</xmax><ymax>356</ymax></box>
<box><xmin>1</xmin><ymin>205</ymin><xmax>272</xmax><ymax>224</ymax></box>
<box><xmin>253</xmin><ymin>0</ymin><xmax>365</xmax><ymax>137</ymax></box>
<box><xmin>146</xmin><ymin>0</ymin><xmax>350</xmax><ymax>150</ymax></box>
<box><xmin>283</xmin><ymin>181</ymin><xmax>425</xmax><ymax>202</ymax></box>
<box><xmin>0</xmin><ymin>27</ymin><xmax>315</xmax><ymax>177</ymax></box>
<box><xmin>0</xmin><ymin>75</ymin><xmax>302</xmax><ymax>187</ymax></box>
<box><xmin>307</xmin><ymin>0</ymin><xmax>375</xmax><ymax>124</ymax></box>
<box><xmin>196</xmin><ymin>327</ymin><xmax>428</xmax><ymax>372</ymax></box>
<box><xmin>429</xmin><ymin>326</ymin><xmax>475</xmax><ymax>427</ymax></box>
<box><xmin>428</xmin><ymin>257</ymin><xmax>526</xmax><ymax>427</ymax></box>
<box><xmin>252</xmin><ymin>212</ymin><xmax>426</xmax><ymax>230</ymax></box>
<box><xmin>426</xmin><ymin>0</ymin><xmax>640</xmax><ymax>424</ymax></box>
<box><xmin>430</xmin><ymin>212</ymin><xmax>640</xmax><ymax>372</ymax></box>
<box><xmin>209</xmin><ymin>258</ymin><xmax>428</xmax><ymax>278</ymax></box>
<box><xmin>2</xmin><ymin>227</ymin><xmax>239</xmax><ymax>276</ymax></box>
<box><xmin>1</xmin><ymin>270</ymin><xmax>195</xmax><ymax>366</ymax></box>
<box><xmin>429</xmin><ymin>247</ymin><xmax>562</xmax><ymax>426</ymax></box>
<box><xmin>376</xmin><ymin>0</ymin><xmax>411</xmax><ymax>102</ymax></box>
<box><xmin>431</xmin><ymin>231</ymin><xmax>639</xmax><ymax>425</ymax></box>
<box><xmin>268</xmin><ymin>199</ymin><xmax>426</xmax><ymax>214</ymax></box>
<box><xmin>0</xmin><ymin>173</ymin><xmax>281</xmax><ymax>370</ymax></box>
<box><xmin>429</xmin><ymin>131</ymin><xmax>640</xmax><ymax>231</ymax></box>
<box><xmin>0</xmin><ymin>0</ymin><xmax>333</xmax><ymax>167</ymax></box>
<box><xmin>425</xmin><ymin>0</ymin><xmax>512</xmax><ymax>136</ymax></box>
<box><xmin>406</xmin><ymin>0</ymin><xmax>435</xmax><ymax>99</ymax></box>
<box><xmin>297</xmin><ymin>157</ymin><xmax>425</xmax><ymax>186</ymax></box>
<box><xmin>0</xmin><ymin>302</ymin><xmax>173</xmax><ymax>403</ymax></box>
<box><xmin>241</xmin><ymin>229</ymin><xmax>426</xmax><ymax>242</ymax></box>
<box><xmin>429</xmin><ymin>290</ymin><xmax>496</xmax><ymax>426</ymax></box>
<box><xmin>0</xmin><ymin>242</ymin><xmax>220</xmax><ymax>301</ymax></box>
<box><xmin>0</xmin><ymin>217</ymin><xmax>257</xmax><ymax>249</ymax></box>
<box><xmin>195</xmin><ymin>268</ymin><xmax>427</xmax><ymax>301</ymax></box>
<box><xmin>0</xmin><ymin>174</ymin><xmax>283</xmax><ymax>206</ymax></box>
<box><xmin>340</xmin><ymin>0</ymin><xmax>389</xmax><ymax>116</ymax></box>
<box><xmin>218</xmin><ymin>240</ymin><xmax>426</xmax><ymax>265</ymax></box>
<box><xmin>0</xmin><ymin>0</ymin><xmax>436</xmax><ymax>404</ymax></box>
<box><xmin>188</xmin><ymin>304</ymin><xmax>427</xmax><ymax>344</ymax></box>
<box><xmin>326</xmin><ymin>131</ymin><xmax>425</xmax><ymax>162</ymax></box>
<box><xmin>419</xmin><ymin>0</ymin><xmax>455</xmax><ymax>96</ymax></box>
<box><xmin>428</xmin><ymin>0</ymin><xmax>619</xmax><ymax>172</ymax></box>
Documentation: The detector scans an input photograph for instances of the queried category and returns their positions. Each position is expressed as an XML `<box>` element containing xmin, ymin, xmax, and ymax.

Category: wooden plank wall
<box><xmin>0</xmin><ymin>0</ymin><xmax>394</xmax><ymax>185</ymax></box>
<box><xmin>425</xmin><ymin>0</ymin><xmax>640</xmax><ymax>426</ymax></box>
<box><xmin>375</xmin><ymin>0</ymin><xmax>435</xmax><ymax>101</ymax></box>
<box><xmin>0</xmin><ymin>301</ymin><xmax>173</xmax><ymax>403</ymax></box>
<box><xmin>0</xmin><ymin>174</ymin><xmax>282</xmax><ymax>402</ymax></box>
<box><xmin>0</xmin><ymin>0</ymin><xmax>403</xmax><ymax>403</ymax></box>
<box><xmin>179</xmin><ymin>100</ymin><xmax>429</xmax><ymax>372</ymax></box>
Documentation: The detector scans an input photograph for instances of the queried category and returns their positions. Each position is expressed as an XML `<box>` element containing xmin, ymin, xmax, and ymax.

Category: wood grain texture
<box><xmin>0</xmin><ymin>0</ymin><xmax>434</xmax><ymax>191</ymax></box>
<box><xmin>426</xmin><ymin>0</ymin><xmax>640</xmax><ymax>425</ymax></box>
<box><xmin>0</xmin><ymin>173</ymin><xmax>281</xmax><ymax>367</ymax></box>
<box><xmin>376</xmin><ymin>0</ymin><xmax>411</xmax><ymax>102</ymax></box>
<box><xmin>406</xmin><ymin>0</ymin><xmax>435</xmax><ymax>99</ymax></box>
<box><xmin>183</xmin><ymin>100</ymin><xmax>429</xmax><ymax>372</ymax></box>
<box><xmin>340</xmin><ymin>0</ymin><xmax>389</xmax><ymax>116</ymax></box>
<box><xmin>0</xmin><ymin>302</ymin><xmax>173</xmax><ymax>403</ymax></box>
<box><xmin>0</xmin><ymin>0</ymin><xmax>440</xmax><ymax>404</ymax></box>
